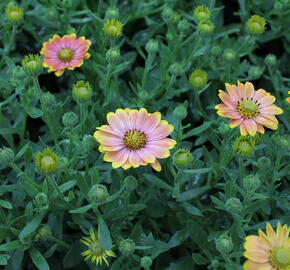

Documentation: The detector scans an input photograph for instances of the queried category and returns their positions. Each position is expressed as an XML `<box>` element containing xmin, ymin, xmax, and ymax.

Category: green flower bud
<box><xmin>34</xmin><ymin>193</ymin><xmax>48</xmax><ymax>206</ymax></box>
<box><xmin>171</xmin><ymin>11</ymin><xmax>180</xmax><ymax>23</ymax></box>
<box><xmin>210</xmin><ymin>259</ymin><xmax>220</xmax><ymax>268</ymax></box>
<box><xmin>225</xmin><ymin>197</ymin><xmax>243</xmax><ymax>214</ymax></box>
<box><xmin>210</xmin><ymin>45</ymin><xmax>221</xmax><ymax>56</ymax></box>
<box><xmin>215</xmin><ymin>235</ymin><xmax>233</xmax><ymax>254</ymax></box>
<box><xmin>140</xmin><ymin>256</ymin><xmax>152</xmax><ymax>269</ymax></box>
<box><xmin>62</xmin><ymin>0</ymin><xmax>72</xmax><ymax>9</ymax></box>
<box><xmin>42</xmin><ymin>92</ymin><xmax>56</xmax><ymax>107</ymax></box>
<box><xmin>123</xmin><ymin>176</ymin><xmax>138</xmax><ymax>192</ymax></box>
<box><xmin>257</xmin><ymin>157</ymin><xmax>271</xmax><ymax>170</ymax></box>
<box><xmin>273</xmin><ymin>134</ymin><xmax>290</xmax><ymax>149</ymax></box>
<box><xmin>145</xmin><ymin>39</ymin><xmax>159</xmax><ymax>54</ymax></box>
<box><xmin>88</xmin><ymin>184</ymin><xmax>109</xmax><ymax>202</ymax></box>
<box><xmin>72</xmin><ymin>81</ymin><xmax>92</xmax><ymax>103</ymax></box>
<box><xmin>106</xmin><ymin>7</ymin><xmax>119</xmax><ymax>18</ymax></box>
<box><xmin>233</xmin><ymin>136</ymin><xmax>255</xmax><ymax>157</ymax></box>
<box><xmin>223</xmin><ymin>49</ymin><xmax>237</xmax><ymax>62</ymax></box>
<box><xmin>189</xmin><ymin>70</ymin><xmax>208</xmax><ymax>89</ymax></box>
<box><xmin>247</xmin><ymin>15</ymin><xmax>266</xmax><ymax>35</ymax></box>
<box><xmin>264</xmin><ymin>54</ymin><xmax>277</xmax><ymax>66</ymax></box>
<box><xmin>62</xmin><ymin>111</ymin><xmax>79</xmax><ymax>127</ymax></box>
<box><xmin>169</xmin><ymin>63</ymin><xmax>183</xmax><ymax>76</ymax></box>
<box><xmin>119</xmin><ymin>239</ymin><xmax>135</xmax><ymax>256</ymax></box>
<box><xmin>47</xmin><ymin>8</ymin><xmax>58</xmax><ymax>20</ymax></box>
<box><xmin>248</xmin><ymin>66</ymin><xmax>263</xmax><ymax>80</ymax></box>
<box><xmin>161</xmin><ymin>7</ymin><xmax>173</xmax><ymax>21</ymax></box>
<box><xmin>5</xmin><ymin>4</ymin><xmax>23</xmax><ymax>23</ymax></box>
<box><xmin>106</xmin><ymin>47</ymin><xmax>121</xmax><ymax>63</ymax></box>
<box><xmin>243</xmin><ymin>174</ymin><xmax>260</xmax><ymax>192</ymax></box>
<box><xmin>35</xmin><ymin>148</ymin><xmax>59</xmax><ymax>174</ymax></box>
<box><xmin>218</xmin><ymin>122</ymin><xmax>230</xmax><ymax>134</ymax></box>
<box><xmin>21</xmin><ymin>54</ymin><xmax>42</xmax><ymax>77</ymax></box>
<box><xmin>193</xmin><ymin>5</ymin><xmax>211</xmax><ymax>22</ymax></box>
<box><xmin>173</xmin><ymin>104</ymin><xmax>187</xmax><ymax>120</ymax></box>
<box><xmin>82</xmin><ymin>135</ymin><xmax>96</xmax><ymax>152</ymax></box>
<box><xmin>36</xmin><ymin>224</ymin><xmax>52</xmax><ymax>241</ymax></box>
<box><xmin>198</xmin><ymin>20</ymin><xmax>215</xmax><ymax>35</ymax></box>
<box><xmin>174</xmin><ymin>149</ymin><xmax>193</xmax><ymax>167</ymax></box>
<box><xmin>0</xmin><ymin>147</ymin><xmax>14</xmax><ymax>168</ymax></box>
<box><xmin>177</xmin><ymin>19</ymin><xmax>190</xmax><ymax>34</ymax></box>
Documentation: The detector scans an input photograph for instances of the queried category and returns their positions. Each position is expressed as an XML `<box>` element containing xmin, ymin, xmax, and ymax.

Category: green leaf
<box><xmin>183</xmin><ymin>168</ymin><xmax>211</xmax><ymax>175</ymax></box>
<box><xmin>182</xmin><ymin>122</ymin><xmax>212</xmax><ymax>139</ymax></box>
<box><xmin>98</xmin><ymin>216</ymin><xmax>112</xmax><ymax>250</ymax></box>
<box><xmin>105</xmin><ymin>204</ymin><xmax>146</xmax><ymax>220</ymax></box>
<box><xmin>0</xmin><ymin>240</ymin><xmax>22</xmax><ymax>251</ymax></box>
<box><xmin>69</xmin><ymin>203</ymin><xmax>93</xmax><ymax>214</ymax></box>
<box><xmin>177</xmin><ymin>186</ymin><xmax>210</xmax><ymax>202</ymax></box>
<box><xmin>143</xmin><ymin>173</ymin><xmax>172</xmax><ymax>191</ymax></box>
<box><xmin>27</xmin><ymin>107</ymin><xmax>43</xmax><ymax>119</ymax></box>
<box><xmin>192</xmin><ymin>253</ymin><xmax>209</xmax><ymax>265</ymax></box>
<box><xmin>19</xmin><ymin>213</ymin><xmax>46</xmax><ymax>240</ymax></box>
<box><xmin>0</xmin><ymin>254</ymin><xmax>10</xmax><ymax>265</ymax></box>
<box><xmin>0</xmin><ymin>199</ymin><xmax>12</xmax><ymax>209</ymax></box>
<box><xmin>29</xmin><ymin>247</ymin><xmax>50</xmax><ymax>270</ymax></box>
<box><xmin>181</xmin><ymin>202</ymin><xmax>203</xmax><ymax>217</ymax></box>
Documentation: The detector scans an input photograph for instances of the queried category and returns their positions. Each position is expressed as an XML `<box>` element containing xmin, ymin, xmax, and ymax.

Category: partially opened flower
<box><xmin>93</xmin><ymin>108</ymin><xmax>176</xmax><ymax>171</ymax></box>
<box><xmin>244</xmin><ymin>222</ymin><xmax>290</xmax><ymax>270</ymax></box>
<box><xmin>215</xmin><ymin>81</ymin><xmax>283</xmax><ymax>136</ymax></box>
<box><xmin>40</xmin><ymin>34</ymin><xmax>91</xmax><ymax>76</ymax></box>
<box><xmin>81</xmin><ymin>228</ymin><xmax>115</xmax><ymax>266</ymax></box>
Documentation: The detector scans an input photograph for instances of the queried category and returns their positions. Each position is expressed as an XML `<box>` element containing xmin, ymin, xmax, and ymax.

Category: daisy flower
<box><xmin>93</xmin><ymin>108</ymin><xmax>176</xmax><ymax>172</ymax></box>
<box><xmin>244</xmin><ymin>222</ymin><xmax>290</xmax><ymax>270</ymax></box>
<box><xmin>40</xmin><ymin>34</ymin><xmax>91</xmax><ymax>76</ymax></box>
<box><xmin>81</xmin><ymin>228</ymin><xmax>116</xmax><ymax>266</ymax></box>
<box><xmin>215</xmin><ymin>81</ymin><xmax>283</xmax><ymax>136</ymax></box>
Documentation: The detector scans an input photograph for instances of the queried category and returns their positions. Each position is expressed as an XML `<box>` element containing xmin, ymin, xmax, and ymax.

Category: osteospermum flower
<box><xmin>93</xmin><ymin>108</ymin><xmax>176</xmax><ymax>171</ymax></box>
<box><xmin>40</xmin><ymin>34</ymin><xmax>91</xmax><ymax>76</ymax></box>
<box><xmin>81</xmin><ymin>229</ymin><xmax>116</xmax><ymax>266</ymax></box>
<box><xmin>244</xmin><ymin>223</ymin><xmax>290</xmax><ymax>270</ymax></box>
<box><xmin>215</xmin><ymin>81</ymin><xmax>283</xmax><ymax>136</ymax></box>
<box><xmin>287</xmin><ymin>91</ymin><xmax>290</xmax><ymax>103</ymax></box>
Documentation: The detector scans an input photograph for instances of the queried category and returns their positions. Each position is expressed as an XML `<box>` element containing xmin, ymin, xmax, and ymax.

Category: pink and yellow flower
<box><xmin>40</xmin><ymin>34</ymin><xmax>91</xmax><ymax>76</ymax></box>
<box><xmin>287</xmin><ymin>91</ymin><xmax>290</xmax><ymax>103</ymax></box>
<box><xmin>215</xmin><ymin>81</ymin><xmax>283</xmax><ymax>136</ymax></box>
<box><xmin>244</xmin><ymin>223</ymin><xmax>290</xmax><ymax>270</ymax></box>
<box><xmin>93</xmin><ymin>108</ymin><xmax>176</xmax><ymax>171</ymax></box>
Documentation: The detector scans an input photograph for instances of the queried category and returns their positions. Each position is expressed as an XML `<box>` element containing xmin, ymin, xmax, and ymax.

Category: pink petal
<box><xmin>260</xmin><ymin>104</ymin><xmax>283</xmax><ymax>115</ymax></box>
<box><xmin>218</xmin><ymin>90</ymin><xmax>237</xmax><ymax>108</ymax></box>
<box><xmin>254</xmin><ymin>116</ymin><xmax>278</xmax><ymax>130</ymax></box>
<box><xmin>229</xmin><ymin>118</ymin><xmax>243</xmax><ymax>128</ymax></box>
<box><xmin>135</xmin><ymin>108</ymin><xmax>149</xmax><ymax>131</ymax></box>
<box><xmin>147</xmin><ymin>120</ymin><xmax>174</xmax><ymax>141</ymax></box>
<box><xmin>115</xmin><ymin>109</ymin><xmax>131</xmax><ymax>130</ymax></box>
<box><xmin>150</xmin><ymin>159</ymin><xmax>161</xmax><ymax>172</ymax></box>
<box><xmin>128</xmin><ymin>151</ymin><xmax>145</xmax><ymax>167</ymax></box>
<box><xmin>97</xmin><ymin>125</ymin><xmax>121</xmax><ymax>137</ymax></box>
<box><xmin>145</xmin><ymin>144</ymin><xmax>171</xmax><ymax>159</ymax></box>
<box><xmin>254</xmin><ymin>89</ymin><xmax>267</xmax><ymax>102</ymax></box>
<box><xmin>240</xmin><ymin>121</ymin><xmax>248</xmax><ymax>136</ymax></box>
<box><xmin>104</xmin><ymin>148</ymin><xmax>130</xmax><ymax>168</ymax></box>
<box><xmin>256</xmin><ymin>123</ymin><xmax>265</xmax><ymax>134</ymax></box>
<box><xmin>243</xmin><ymin>82</ymin><xmax>255</xmax><ymax>100</ymax></box>
<box><xmin>138</xmin><ymin>148</ymin><xmax>156</xmax><ymax>163</ymax></box>
<box><xmin>107</xmin><ymin>112</ymin><xmax>127</xmax><ymax>136</ymax></box>
<box><xmin>259</xmin><ymin>94</ymin><xmax>276</xmax><ymax>107</ymax></box>
<box><xmin>142</xmin><ymin>112</ymin><xmax>161</xmax><ymax>133</ymax></box>
<box><xmin>243</xmin><ymin>119</ymin><xmax>257</xmax><ymax>136</ymax></box>
<box><xmin>94</xmin><ymin>130</ymin><xmax>124</xmax><ymax>146</ymax></box>
<box><xmin>225</xmin><ymin>83</ymin><xmax>241</xmax><ymax>102</ymax></box>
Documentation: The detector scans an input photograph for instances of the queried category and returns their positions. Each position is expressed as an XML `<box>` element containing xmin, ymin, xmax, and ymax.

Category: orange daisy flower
<box><xmin>40</xmin><ymin>34</ymin><xmax>91</xmax><ymax>76</ymax></box>
<box><xmin>215</xmin><ymin>81</ymin><xmax>283</xmax><ymax>136</ymax></box>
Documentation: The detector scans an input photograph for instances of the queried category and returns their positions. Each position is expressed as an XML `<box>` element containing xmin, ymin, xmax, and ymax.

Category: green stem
<box><xmin>141</xmin><ymin>53</ymin><xmax>154</xmax><ymax>90</ymax></box>
<box><xmin>80</xmin><ymin>103</ymin><xmax>87</xmax><ymax>137</ymax></box>
<box><xmin>172</xmin><ymin>169</ymin><xmax>181</xmax><ymax>198</ymax></box>
<box><xmin>239</xmin><ymin>157</ymin><xmax>244</xmax><ymax>181</ymax></box>
<box><xmin>104</xmin><ymin>63</ymin><xmax>113</xmax><ymax>105</ymax></box>
<box><xmin>48</xmin><ymin>236</ymin><xmax>70</xmax><ymax>249</ymax></box>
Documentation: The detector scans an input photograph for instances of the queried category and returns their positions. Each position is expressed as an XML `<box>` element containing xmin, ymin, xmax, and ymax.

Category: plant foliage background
<box><xmin>0</xmin><ymin>0</ymin><xmax>289</xmax><ymax>269</ymax></box>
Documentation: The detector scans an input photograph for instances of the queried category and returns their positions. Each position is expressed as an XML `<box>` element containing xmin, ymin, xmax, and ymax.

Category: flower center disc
<box><xmin>109</xmin><ymin>25</ymin><xmax>118</xmax><ymax>34</ymax></box>
<box><xmin>271</xmin><ymin>248</ymin><xmax>290</xmax><ymax>268</ymax></box>
<box><xmin>124</xmin><ymin>130</ymin><xmax>147</xmax><ymax>151</ymax></box>
<box><xmin>89</xmin><ymin>242</ymin><xmax>103</xmax><ymax>256</ymax></box>
<box><xmin>237</xmin><ymin>100</ymin><xmax>259</xmax><ymax>118</ymax></box>
<box><xmin>57</xmin><ymin>48</ymin><xmax>74</xmax><ymax>62</ymax></box>
<box><xmin>41</xmin><ymin>156</ymin><xmax>55</xmax><ymax>168</ymax></box>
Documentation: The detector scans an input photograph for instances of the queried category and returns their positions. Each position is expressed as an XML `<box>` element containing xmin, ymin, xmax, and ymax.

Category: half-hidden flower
<box><xmin>215</xmin><ymin>81</ymin><xmax>283</xmax><ymax>136</ymax></box>
<box><xmin>93</xmin><ymin>108</ymin><xmax>176</xmax><ymax>171</ymax></box>
<box><xmin>22</xmin><ymin>54</ymin><xmax>42</xmax><ymax>76</ymax></box>
<box><xmin>287</xmin><ymin>91</ymin><xmax>290</xmax><ymax>103</ymax></box>
<box><xmin>40</xmin><ymin>34</ymin><xmax>91</xmax><ymax>76</ymax></box>
<box><xmin>5</xmin><ymin>4</ymin><xmax>23</xmax><ymax>23</ymax></box>
<box><xmin>103</xmin><ymin>19</ymin><xmax>123</xmax><ymax>37</ymax></box>
<box><xmin>193</xmin><ymin>5</ymin><xmax>211</xmax><ymax>22</ymax></box>
<box><xmin>244</xmin><ymin>223</ymin><xmax>290</xmax><ymax>270</ymax></box>
<box><xmin>189</xmin><ymin>70</ymin><xmax>208</xmax><ymax>89</ymax></box>
<box><xmin>81</xmin><ymin>228</ymin><xmax>116</xmax><ymax>266</ymax></box>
